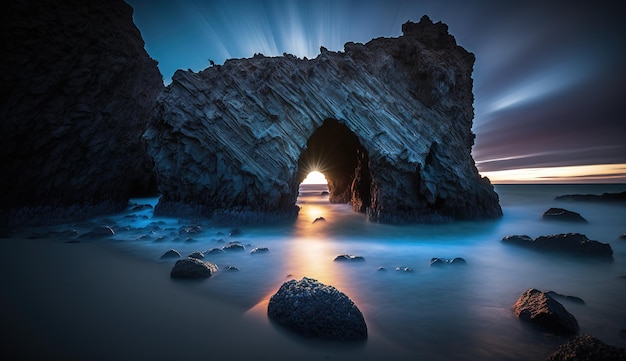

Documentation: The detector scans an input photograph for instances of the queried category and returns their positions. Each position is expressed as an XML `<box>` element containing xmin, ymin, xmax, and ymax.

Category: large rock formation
<box><xmin>145</xmin><ymin>15</ymin><xmax>501</xmax><ymax>224</ymax></box>
<box><xmin>0</xmin><ymin>0</ymin><xmax>163</xmax><ymax>229</ymax></box>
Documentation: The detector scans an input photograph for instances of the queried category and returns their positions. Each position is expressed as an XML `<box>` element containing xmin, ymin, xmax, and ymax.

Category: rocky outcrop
<box><xmin>267</xmin><ymin>277</ymin><xmax>367</xmax><ymax>340</ymax></box>
<box><xmin>547</xmin><ymin>335</ymin><xmax>626</xmax><ymax>361</ymax></box>
<box><xmin>145</xmin><ymin>15</ymin><xmax>502</xmax><ymax>224</ymax></box>
<box><xmin>543</xmin><ymin>208</ymin><xmax>588</xmax><ymax>223</ymax></box>
<box><xmin>502</xmin><ymin>233</ymin><xmax>613</xmax><ymax>258</ymax></box>
<box><xmin>0</xmin><ymin>0</ymin><xmax>163</xmax><ymax>229</ymax></box>
<box><xmin>513</xmin><ymin>288</ymin><xmax>579</xmax><ymax>335</ymax></box>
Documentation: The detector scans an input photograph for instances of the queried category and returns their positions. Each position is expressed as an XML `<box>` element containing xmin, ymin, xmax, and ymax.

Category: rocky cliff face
<box><xmin>0</xmin><ymin>0</ymin><xmax>163</xmax><ymax>228</ymax></box>
<box><xmin>146</xmin><ymin>15</ymin><xmax>502</xmax><ymax>224</ymax></box>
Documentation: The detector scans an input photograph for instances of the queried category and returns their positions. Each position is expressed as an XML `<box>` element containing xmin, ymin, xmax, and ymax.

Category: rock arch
<box><xmin>145</xmin><ymin>16</ymin><xmax>502</xmax><ymax>224</ymax></box>
<box><xmin>297</xmin><ymin>118</ymin><xmax>372</xmax><ymax>213</ymax></box>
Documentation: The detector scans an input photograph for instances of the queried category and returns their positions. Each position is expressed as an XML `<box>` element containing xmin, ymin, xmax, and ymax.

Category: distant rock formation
<box><xmin>0</xmin><ymin>0</ymin><xmax>163</xmax><ymax>229</ymax></box>
<box><xmin>556</xmin><ymin>191</ymin><xmax>626</xmax><ymax>203</ymax></box>
<box><xmin>145</xmin><ymin>15</ymin><xmax>502</xmax><ymax>224</ymax></box>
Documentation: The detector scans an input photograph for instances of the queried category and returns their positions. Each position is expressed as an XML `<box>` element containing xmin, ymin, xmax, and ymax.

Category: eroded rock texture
<box><xmin>145</xmin><ymin>15</ymin><xmax>502</xmax><ymax>224</ymax></box>
<box><xmin>0</xmin><ymin>0</ymin><xmax>163</xmax><ymax>228</ymax></box>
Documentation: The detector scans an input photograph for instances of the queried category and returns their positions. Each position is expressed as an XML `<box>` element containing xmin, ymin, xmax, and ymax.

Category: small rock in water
<box><xmin>542</xmin><ymin>207</ymin><xmax>588</xmax><ymax>223</ymax></box>
<box><xmin>502</xmin><ymin>233</ymin><xmax>613</xmax><ymax>258</ymax></box>
<box><xmin>334</xmin><ymin>254</ymin><xmax>365</xmax><ymax>262</ymax></box>
<box><xmin>312</xmin><ymin>217</ymin><xmax>326</xmax><ymax>224</ymax></box>
<box><xmin>228</xmin><ymin>228</ymin><xmax>243</xmax><ymax>237</ymax></box>
<box><xmin>395</xmin><ymin>267</ymin><xmax>414</xmax><ymax>272</ymax></box>
<box><xmin>224</xmin><ymin>265</ymin><xmax>240</xmax><ymax>271</ymax></box>
<box><xmin>178</xmin><ymin>224</ymin><xmax>203</xmax><ymax>235</ymax></box>
<box><xmin>160</xmin><ymin>249</ymin><xmax>181</xmax><ymax>259</ymax></box>
<box><xmin>430</xmin><ymin>257</ymin><xmax>467</xmax><ymax>266</ymax></box>
<box><xmin>223</xmin><ymin>242</ymin><xmax>245</xmax><ymax>251</ymax></box>
<box><xmin>377</xmin><ymin>267</ymin><xmax>387</xmax><ymax>271</ymax></box>
<box><xmin>513</xmin><ymin>288</ymin><xmax>579</xmax><ymax>335</ymax></box>
<box><xmin>78</xmin><ymin>226</ymin><xmax>115</xmax><ymax>239</ymax></box>
<box><xmin>170</xmin><ymin>258</ymin><xmax>218</xmax><ymax>279</ymax></box>
<box><xmin>619</xmin><ymin>234</ymin><xmax>626</xmax><ymax>240</ymax></box>
<box><xmin>206</xmin><ymin>248</ymin><xmax>225</xmax><ymax>255</ymax></box>
<box><xmin>250</xmin><ymin>247</ymin><xmax>269</xmax><ymax>254</ymax></box>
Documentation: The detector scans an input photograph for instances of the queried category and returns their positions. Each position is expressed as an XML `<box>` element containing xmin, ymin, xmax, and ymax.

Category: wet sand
<box><xmin>0</xmin><ymin>237</ymin><xmax>404</xmax><ymax>361</ymax></box>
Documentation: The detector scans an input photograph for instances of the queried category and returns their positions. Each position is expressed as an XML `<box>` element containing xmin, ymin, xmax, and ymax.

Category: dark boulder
<box><xmin>160</xmin><ymin>249</ymin><xmax>181</xmax><ymax>259</ymax></box>
<box><xmin>228</xmin><ymin>228</ymin><xmax>243</xmax><ymax>237</ymax></box>
<box><xmin>334</xmin><ymin>254</ymin><xmax>365</xmax><ymax>262</ymax></box>
<box><xmin>267</xmin><ymin>277</ymin><xmax>367</xmax><ymax>341</ymax></box>
<box><xmin>178</xmin><ymin>224</ymin><xmax>203</xmax><ymax>235</ymax></box>
<box><xmin>546</xmin><ymin>334</ymin><xmax>626</xmax><ymax>361</ymax></box>
<box><xmin>170</xmin><ymin>258</ymin><xmax>218</xmax><ymax>279</ymax></box>
<box><xmin>513</xmin><ymin>288</ymin><xmax>579</xmax><ymax>335</ymax></box>
<box><xmin>502</xmin><ymin>233</ymin><xmax>613</xmax><ymax>258</ymax></box>
<box><xmin>543</xmin><ymin>208</ymin><xmax>588</xmax><ymax>223</ymax></box>
<box><xmin>312</xmin><ymin>217</ymin><xmax>326</xmax><ymax>224</ymax></box>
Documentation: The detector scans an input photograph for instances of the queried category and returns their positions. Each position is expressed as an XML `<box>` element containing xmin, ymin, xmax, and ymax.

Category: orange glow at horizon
<box><xmin>479</xmin><ymin>163</ymin><xmax>626</xmax><ymax>184</ymax></box>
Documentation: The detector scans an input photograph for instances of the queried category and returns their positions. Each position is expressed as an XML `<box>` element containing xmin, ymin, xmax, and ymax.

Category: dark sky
<box><xmin>126</xmin><ymin>0</ymin><xmax>625</xmax><ymax>182</ymax></box>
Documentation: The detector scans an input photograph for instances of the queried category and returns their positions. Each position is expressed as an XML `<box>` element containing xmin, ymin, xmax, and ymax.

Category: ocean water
<box><xmin>25</xmin><ymin>184</ymin><xmax>626</xmax><ymax>359</ymax></box>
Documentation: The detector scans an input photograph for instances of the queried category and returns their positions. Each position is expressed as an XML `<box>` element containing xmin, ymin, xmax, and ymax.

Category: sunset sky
<box><xmin>127</xmin><ymin>0</ymin><xmax>625</xmax><ymax>183</ymax></box>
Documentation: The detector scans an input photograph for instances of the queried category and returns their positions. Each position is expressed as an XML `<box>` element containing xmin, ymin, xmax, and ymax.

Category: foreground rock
<box><xmin>543</xmin><ymin>208</ymin><xmax>588</xmax><ymax>223</ymax></box>
<box><xmin>546</xmin><ymin>334</ymin><xmax>626</xmax><ymax>361</ymax></box>
<box><xmin>513</xmin><ymin>288</ymin><xmax>579</xmax><ymax>335</ymax></box>
<box><xmin>145</xmin><ymin>15</ymin><xmax>501</xmax><ymax>224</ymax></box>
<box><xmin>0</xmin><ymin>0</ymin><xmax>162</xmax><ymax>229</ymax></box>
<box><xmin>502</xmin><ymin>233</ymin><xmax>613</xmax><ymax>258</ymax></box>
<box><xmin>267</xmin><ymin>277</ymin><xmax>367</xmax><ymax>340</ymax></box>
<box><xmin>170</xmin><ymin>258</ymin><xmax>218</xmax><ymax>279</ymax></box>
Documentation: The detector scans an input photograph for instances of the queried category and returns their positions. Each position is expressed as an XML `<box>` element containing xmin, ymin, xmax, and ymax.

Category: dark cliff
<box><xmin>145</xmin><ymin>15</ymin><xmax>502</xmax><ymax>224</ymax></box>
<box><xmin>0</xmin><ymin>0</ymin><xmax>164</xmax><ymax>228</ymax></box>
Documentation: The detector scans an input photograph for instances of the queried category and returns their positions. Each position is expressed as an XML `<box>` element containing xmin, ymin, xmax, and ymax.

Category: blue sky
<box><xmin>127</xmin><ymin>0</ymin><xmax>625</xmax><ymax>183</ymax></box>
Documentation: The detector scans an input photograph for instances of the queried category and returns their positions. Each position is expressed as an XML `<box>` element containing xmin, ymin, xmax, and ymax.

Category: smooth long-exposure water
<box><xmin>33</xmin><ymin>184</ymin><xmax>626</xmax><ymax>359</ymax></box>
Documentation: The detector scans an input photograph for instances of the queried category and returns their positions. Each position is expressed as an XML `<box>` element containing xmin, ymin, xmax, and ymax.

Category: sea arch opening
<box><xmin>296</xmin><ymin>118</ymin><xmax>372</xmax><ymax>213</ymax></box>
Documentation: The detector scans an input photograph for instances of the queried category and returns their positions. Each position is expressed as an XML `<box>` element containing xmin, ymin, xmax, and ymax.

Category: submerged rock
<box><xmin>542</xmin><ymin>208</ymin><xmax>588</xmax><ymax>223</ymax></box>
<box><xmin>223</xmin><ymin>242</ymin><xmax>245</xmax><ymax>252</ymax></box>
<box><xmin>78</xmin><ymin>226</ymin><xmax>115</xmax><ymax>240</ymax></box>
<box><xmin>145</xmin><ymin>16</ymin><xmax>501</xmax><ymax>224</ymax></box>
<box><xmin>430</xmin><ymin>257</ymin><xmax>467</xmax><ymax>266</ymax></box>
<box><xmin>250</xmin><ymin>247</ymin><xmax>269</xmax><ymax>254</ymax></box>
<box><xmin>502</xmin><ymin>233</ymin><xmax>613</xmax><ymax>258</ymax></box>
<box><xmin>160</xmin><ymin>249</ymin><xmax>181</xmax><ymax>259</ymax></box>
<box><xmin>267</xmin><ymin>277</ymin><xmax>367</xmax><ymax>340</ymax></box>
<box><xmin>170</xmin><ymin>258</ymin><xmax>218</xmax><ymax>279</ymax></box>
<box><xmin>513</xmin><ymin>288</ymin><xmax>579</xmax><ymax>335</ymax></box>
<box><xmin>547</xmin><ymin>334</ymin><xmax>626</xmax><ymax>361</ymax></box>
<box><xmin>187</xmin><ymin>251</ymin><xmax>205</xmax><ymax>259</ymax></box>
<box><xmin>334</xmin><ymin>254</ymin><xmax>365</xmax><ymax>262</ymax></box>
